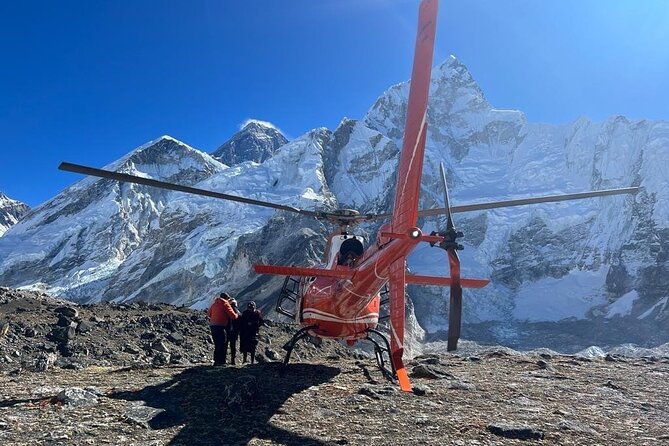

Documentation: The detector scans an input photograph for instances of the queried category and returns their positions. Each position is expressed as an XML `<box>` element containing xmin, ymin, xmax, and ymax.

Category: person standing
<box><xmin>239</xmin><ymin>301</ymin><xmax>264</xmax><ymax>364</ymax></box>
<box><xmin>227</xmin><ymin>298</ymin><xmax>242</xmax><ymax>365</ymax></box>
<box><xmin>207</xmin><ymin>292</ymin><xmax>238</xmax><ymax>366</ymax></box>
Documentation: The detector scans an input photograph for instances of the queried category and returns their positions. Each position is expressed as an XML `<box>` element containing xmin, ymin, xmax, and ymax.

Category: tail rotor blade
<box><xmin>446</xmin><ymin>249</ymin><xmax>462</xmax><ymax>351</ymax></box>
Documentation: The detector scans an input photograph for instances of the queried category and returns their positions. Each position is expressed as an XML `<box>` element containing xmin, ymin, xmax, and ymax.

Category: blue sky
<box><xmin>1</xmin><ymin>0</ymin><xmax>668</xmax><ymax>207</ymax></box>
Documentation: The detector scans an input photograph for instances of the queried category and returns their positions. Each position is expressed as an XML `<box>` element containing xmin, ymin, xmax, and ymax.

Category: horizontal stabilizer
<box><xmin>406</xmin><ymin>274</ymin><xmax>489</xmax><ymax>288</ymax></box>
<box><xmin>254</xmin><ymin>264</ymin><xmax>354</xmax><ymax>279</ymax></box>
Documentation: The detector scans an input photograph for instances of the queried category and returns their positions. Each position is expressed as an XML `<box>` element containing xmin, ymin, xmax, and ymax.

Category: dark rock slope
<box><xmin>1</xmin><ymin>288</ymin><xmax>668</xmax><ymax>445</ymax></box>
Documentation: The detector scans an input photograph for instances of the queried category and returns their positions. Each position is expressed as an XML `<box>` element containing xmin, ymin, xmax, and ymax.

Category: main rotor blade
<box><xmin>59</xmin><ymin>162</ymin><xmax>322</xmax><ymax>218</ymax></box>
<box><xmin>417</xmin><ymin>186</ymin><xmax>640</xmax><ymax>217</ymax></box>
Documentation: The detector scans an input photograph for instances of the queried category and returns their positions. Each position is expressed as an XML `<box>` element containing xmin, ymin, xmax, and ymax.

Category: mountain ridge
<box><xmin>0</xmin><ymin>56</ymin><xmax>667</xmax><ymax>349</ymax></box>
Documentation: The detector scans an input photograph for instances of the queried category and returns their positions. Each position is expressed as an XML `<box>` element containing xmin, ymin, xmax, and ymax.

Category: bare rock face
<box><xmin>211</xmin><ymin>120</ymin><xmax>288</xmax><ymax>166</ymax></box>
<box><xmin>0</xmin><ymin>192</ymin><xmax>29</xmax><ymax>236</ymax></box>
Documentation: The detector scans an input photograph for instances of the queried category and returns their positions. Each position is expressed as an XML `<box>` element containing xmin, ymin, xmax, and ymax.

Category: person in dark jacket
<box><xmin>207</xmin><ymin>292</ymin><xmax>238</xmax><ymax>366</ymax></box>
<box><xmin>239</xmin><ymin>301</ymin><xmax>264</xmax><ymax>364</ymax></box>
<box><xmin>226</xmin><ymin>298</ymin><xmax>242</xmax><ymax>365</ymax></box>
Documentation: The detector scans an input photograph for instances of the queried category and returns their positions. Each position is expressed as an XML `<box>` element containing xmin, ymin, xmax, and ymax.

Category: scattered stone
<box><xmin>537</xmin><ymin>359</ymin><xmax>556</xmax><ymax>372</ymax></box>
<box><xmin>0</xmin><ymin>321</ymin><xmax>9</xmax><ymax>339</ymax></box>
<box><xmin>123</xmin><ymin>403</ymin><xmax>166</xmax><ymax>429</ymax></box>
<box><xmin>61</xmin><ymin>361</ymin><xmax>84</xmax><ymax>370</ymax></box>
<box><xmin>487</xmin><ymin>422</ymin><xmax>545</xmax><ymax>440</ymax></box>
<box><xmin>55</xmin><ymin>387</ymin><xmax>99</xmax><ymax>408</ymax></box>
<box><xmin>76</xmin><ymin>320</ymin><xmax>94</xmax><ymax>333</ymax></box>
<box><xmin>358</xmin><ymin>386</ymin><xmax>381</xmax><ymax>400</ymax></box>
<box><xmin>410</xmin><ymin>364</ymin><xmax>453</xmax><ymax>379</ymax></box>
<box><xmin>35</xmin><ymin>352</ymin><xmax>57</xmax><ymax>372</ymax></box>
<box><xmin>412</xmin><ymin>384</ymin><xmax>430</xmax><ymax>396</ymax></box>
<box><xmin>54</xmin><ymin>306</ymin><xmax>78</xmax><ymax>319</ymax></box>
<box><xmin>603</xmin><ymin>380</ymin><xmax>623</xmax><ymax>391</ymax></box>
<box><xmin>558</xmin><ymin>419</ymin><xmax>598</xmax><ymax>435</ymax></box>
<box><xmin>307</xmin><ymin>335</ymin><xmax>322</xmax><ymax>347</ymax></box>
<box><xmin>414</xmin><ymin>354</ymin><xmax>441</xmax><ymax>365</ymax></box>
<box><xmin>167</xmin><ymin>332</ymin><xmax>185</xmax><ymax>345</ymax></box>
<box><xmin>152</xmin><ymin>351</ymin><xmax>171</xmax><ymax>366</ymax></box>
<box><xmin>265</xmin><ymin>347</ymin><xmax>281</xmax><ymax>361</ymax></box>
<box><xmin>448</xmin><ymin>381</ymin><xmax>476</xmax><ymax>391</ymax></box>
<box><xmin>123</xmin><ymin>343</ymin><xmax>142</xmax><ymax>355</ymax></box>
<box><xmin>151</xmin><ymin>341</ymin><xmax>170</xmax><ymax>354</ymax></box>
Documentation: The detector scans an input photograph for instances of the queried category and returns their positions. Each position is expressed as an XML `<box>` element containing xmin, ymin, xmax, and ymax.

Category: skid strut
<box><xmin>365</xmin><ymin>328</ymin><xmax>396</xmax><ymax>381</ymax></box>
<box><xmin>281</xmin><ymin>325</ymin><xmax>318</xmax><ymax>366</ymax></box>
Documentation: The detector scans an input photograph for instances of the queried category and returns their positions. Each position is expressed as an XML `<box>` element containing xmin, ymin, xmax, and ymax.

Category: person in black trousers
<box><xmin>239</xmin><ymin>301</ymin><xmax>264</xmax><ymax>364</ymax></box>
<box><xmin>226</xmin><ymin>298</ymin><xmax>242</xmax><ymax>365</ymax></box>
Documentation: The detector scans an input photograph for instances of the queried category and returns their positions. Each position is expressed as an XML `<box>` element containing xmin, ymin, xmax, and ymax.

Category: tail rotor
<box><xmin>432</xmin><ymin>162</ymin><xmax>465</xmax><ymax>351</ymax></box>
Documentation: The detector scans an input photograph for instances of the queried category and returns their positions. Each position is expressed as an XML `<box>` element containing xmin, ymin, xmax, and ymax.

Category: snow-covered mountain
<box><xmin>0</xmin><ymin>56</ymin><xmax>667</xmax><ymax>349</ymax></box>
<box><xmin>210</xmin><ymin>119</ymin><xmax>288</xmax><ymax>166</ymax></box>
<box><xmin>0</xmin><ymin>192</ymin><xmax>30</xmax><ymax>236</ymax></box>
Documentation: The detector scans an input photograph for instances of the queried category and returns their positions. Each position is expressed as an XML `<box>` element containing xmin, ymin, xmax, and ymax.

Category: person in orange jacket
<box><xmin>207</xmin><ymin>292</ymin><xmax>239</xmax><ymax>366</ymax></box>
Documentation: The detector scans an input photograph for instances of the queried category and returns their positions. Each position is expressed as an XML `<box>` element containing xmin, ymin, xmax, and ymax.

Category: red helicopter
<box><xmin>60</xmin><ymin>0</ymin><xmax>638</xmax><ymax>392</ymax></box>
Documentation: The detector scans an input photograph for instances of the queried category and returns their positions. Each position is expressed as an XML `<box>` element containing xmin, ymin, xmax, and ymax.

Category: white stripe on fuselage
<box><xmin>303</xmin><ymin>307</ymin><xmax>379</xmax><ymax>324</ymax></box>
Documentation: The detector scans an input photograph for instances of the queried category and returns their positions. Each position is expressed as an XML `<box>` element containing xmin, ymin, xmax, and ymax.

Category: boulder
<box><xmin>54</xmin><ymin>306</ymin><xmax>78</xmax><ymax>319</ymax></box>
<box><xmin>410</xmin><ymin>364</ymin><xmax>454</xmax><ymax>380</ymax></box>
<box><xmin>55</xmin><ymin>387</ymin><xmax>98</xmax><ymax>407</ymax></box>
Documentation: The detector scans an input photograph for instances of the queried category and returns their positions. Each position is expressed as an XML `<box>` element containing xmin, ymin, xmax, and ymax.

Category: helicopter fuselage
<box><xmin>300</xmin><ymin>224</ymin><xmax>421</xmax><ymax>341</ymax></box>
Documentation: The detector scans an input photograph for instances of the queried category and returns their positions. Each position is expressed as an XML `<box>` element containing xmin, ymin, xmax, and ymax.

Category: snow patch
<box><xmin>606</xmin><ymin>290</ymin><xmax>639</xmax><ymax>317</ymax></box>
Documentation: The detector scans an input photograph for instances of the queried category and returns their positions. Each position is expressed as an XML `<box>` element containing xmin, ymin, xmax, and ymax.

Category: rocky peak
<box><xmin>116</xmin><ymin>135</ymin><xmax>224</xmax><ymax>186</ymax></box>
<box><xmin>0</xmin><ymin>192</ymin><xmax>30</xmax><ymax>236</ymax></box>
<box><xmin>211</xmin><ymin>119</ymin><xmax>289</xmax><ymax>166</ymax></box>
<box><xmin>363</xmin><ymin>55</ymin><xmax>494</xmax><ymax>139</ymax></box>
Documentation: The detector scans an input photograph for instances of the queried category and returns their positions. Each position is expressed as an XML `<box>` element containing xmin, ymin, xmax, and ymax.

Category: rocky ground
<box><xmin>1</xmin><ymin>288</ymin><xmax>668</xmax><ymax>445</ymax></box>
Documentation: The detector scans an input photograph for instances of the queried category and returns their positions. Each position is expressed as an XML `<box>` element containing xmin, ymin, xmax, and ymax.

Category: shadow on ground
<box><xmin>110</xmin><ymin>363</ymin><xmax>340</xmax><ymax>446</ymax></box>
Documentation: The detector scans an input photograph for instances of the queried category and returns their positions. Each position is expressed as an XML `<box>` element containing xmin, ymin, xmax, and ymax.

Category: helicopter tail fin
<box><xmin>391</xmin><ymin>0</ymin><xmax>438</xmax><ymax>234</ymax></box>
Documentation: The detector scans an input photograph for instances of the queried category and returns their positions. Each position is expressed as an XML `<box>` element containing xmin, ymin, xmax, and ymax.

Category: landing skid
<box><xmin>280</xmin><ymin>326</ymin><xmax>396</xmax><ymax>382</ymax></box>
<box><xmin>281</xmin><ymin>325</ymin><xmax>317</xmax><ymax>367</ymax></box>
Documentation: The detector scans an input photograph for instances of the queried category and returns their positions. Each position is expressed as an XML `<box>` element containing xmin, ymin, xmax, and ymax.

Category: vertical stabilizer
<box><xmin>391</xmin><ymin>0</ymin><xmax>438</xmax><ymax>233</ymax></box>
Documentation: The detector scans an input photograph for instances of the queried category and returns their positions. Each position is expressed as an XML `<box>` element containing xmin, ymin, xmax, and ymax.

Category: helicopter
<box><xmin>59</xmin><ymin>0</ymin><xmax>638</xmax><ymax>392</ymax></box>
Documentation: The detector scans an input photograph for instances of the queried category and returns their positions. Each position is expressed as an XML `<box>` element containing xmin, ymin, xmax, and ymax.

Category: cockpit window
<box><xmin>337</xmin><ymin>237</ymin><xmax>364</xmax><ymax>266</ymax></box>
